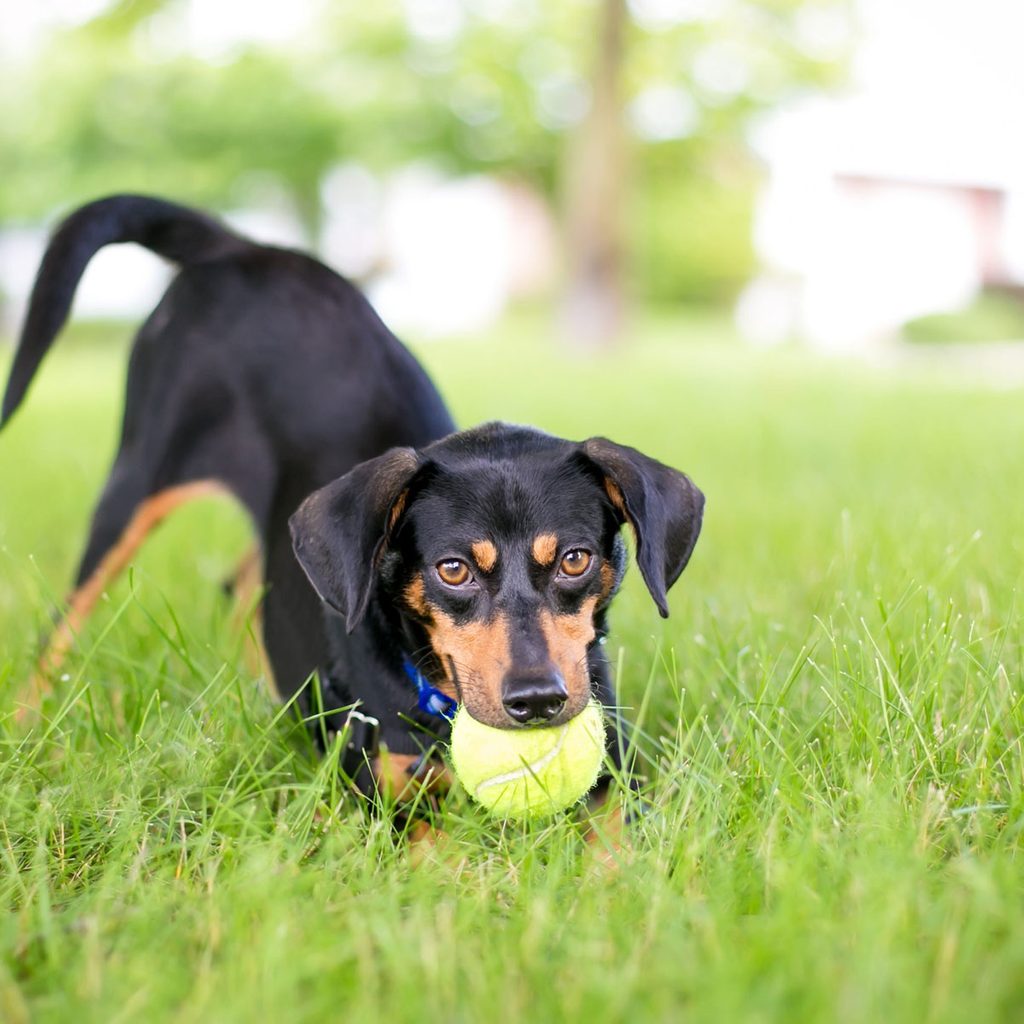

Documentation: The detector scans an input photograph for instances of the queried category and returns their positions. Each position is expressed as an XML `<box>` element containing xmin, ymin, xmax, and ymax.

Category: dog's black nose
<box><xmin>501</xmin><ymin>669</ymin><xmax>568</xmax><ymax>725</ymax></box>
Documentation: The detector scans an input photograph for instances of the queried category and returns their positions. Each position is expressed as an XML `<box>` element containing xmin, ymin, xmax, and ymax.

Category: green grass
<box><xmin>2</xmin><ymin>313</ymin><xmax>1024</xmax><ymax>1022</ymax></box>
<box><xmin>904</xmin><ymin>290</ymin><xmax>1024</xmax><ymax>344</ymax></box>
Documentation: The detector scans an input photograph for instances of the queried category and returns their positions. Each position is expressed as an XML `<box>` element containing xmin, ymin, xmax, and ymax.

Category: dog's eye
<box><xmin>436</xmin><ymin>559</ymin><xmax>472</xmax><ymax>587</ymax></box>
<box><xmin>558</xmin><ymin>549</ymin><xmax>592</xmax><ymax>578</ymax></box>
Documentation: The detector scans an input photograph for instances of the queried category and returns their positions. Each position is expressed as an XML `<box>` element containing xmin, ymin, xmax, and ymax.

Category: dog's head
<box><xmin>289</xmin><ymin>423</ymin><xmax>703</xmax><ymax>730</ymax></box>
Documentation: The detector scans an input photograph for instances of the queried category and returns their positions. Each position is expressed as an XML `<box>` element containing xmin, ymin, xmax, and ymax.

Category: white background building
<box><xmin>737</xmin><ymin>0</ymin><xmax>1024</xmax><ymax>351</ymax></box>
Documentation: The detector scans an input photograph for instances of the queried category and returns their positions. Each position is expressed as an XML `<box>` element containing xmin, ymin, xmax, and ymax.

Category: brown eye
<box><xmin>559</xmin><ymin>549</ymin><xmax>592</xmax><ymax>577</ymax></box>
<box><xmin>436</xmin><ymin>559</ymin><xmax>471</xmax><ymax>586</ymax></box>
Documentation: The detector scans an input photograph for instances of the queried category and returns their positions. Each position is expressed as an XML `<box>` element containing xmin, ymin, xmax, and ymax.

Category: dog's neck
<box><xmin>395</xmin><ymin>614</ymin><xmax>457</xmax><ymax>716</ymax></box>
<box><xmin>400</xmin><ymin>656</ymin><xmax>457</xmax><ymax>720</ymax></box>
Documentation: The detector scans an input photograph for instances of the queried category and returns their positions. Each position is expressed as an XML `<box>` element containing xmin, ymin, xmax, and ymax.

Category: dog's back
<box><xmin>2</xmin><ymin>194</ymin><xmax>454</xmax><ymax>706</ymax></box>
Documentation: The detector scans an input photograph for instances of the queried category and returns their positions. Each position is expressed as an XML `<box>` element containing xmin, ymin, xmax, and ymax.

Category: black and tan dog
<box><xmin>2</xmin><ymin>194</ymin><xmax>704</xmax><ymax>809</ymax></box>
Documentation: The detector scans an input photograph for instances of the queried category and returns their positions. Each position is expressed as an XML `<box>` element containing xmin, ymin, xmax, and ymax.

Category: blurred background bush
<box><xmin>1</xmin><ymin>0</ymin><xmax>1022</xmax><ymax>350</ymax></box>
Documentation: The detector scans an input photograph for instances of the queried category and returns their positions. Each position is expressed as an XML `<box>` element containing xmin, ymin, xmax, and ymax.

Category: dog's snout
<box><xmin>501</xmin><ymin>668</ymin><xmax>568</xmax><ymax>725</ymax></box>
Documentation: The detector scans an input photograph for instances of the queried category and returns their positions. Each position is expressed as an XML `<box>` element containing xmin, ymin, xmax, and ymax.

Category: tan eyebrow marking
<box><xmin>532</xmin><ymin>533</ymin><xmax>558</xmax><ymax>566</ymax></box>
<box><xmin>389</xmin><ymin>490</ymin><xmax>409</xmax><ymax>531</ymax></box>
<box><xmin>404</xmin><ymin>574</ymin><xmax>430</xmax><ymax>618</ymax></box>
<box><xmin>604</xmin><ymin>478</ymin><xmax>628</xmax><ymax>519</ymax></box>
<box><xmin>471</xmin><ymin>540</ymin><xmax>498</xmax><ymax>573</ymax></box>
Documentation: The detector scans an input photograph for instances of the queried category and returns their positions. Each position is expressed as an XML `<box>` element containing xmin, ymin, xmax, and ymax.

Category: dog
<box><xmin>2</xmin><ymin>194</ymin><xmax>704</xmax><ymax>811</ymax></box>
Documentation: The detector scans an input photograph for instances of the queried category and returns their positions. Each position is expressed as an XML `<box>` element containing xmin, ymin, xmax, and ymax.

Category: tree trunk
<box><xmin>561</xmin><ymin>0</ymin><xmax>629</xmax><ymax>348</ymax></box>
<box><xmin>293</xmin><ymin>181</ymin><xmax>325</xmax><ymax>253</ymax></box>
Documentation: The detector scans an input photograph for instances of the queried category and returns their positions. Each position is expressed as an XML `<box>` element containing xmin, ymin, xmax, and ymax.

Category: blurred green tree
<box><xmin>0</xmin><ymin>0</ymin><xmax>849</xmax><ymax>323</ymax></box>
<box><xmin>0</xmin><ymin>1</ymin><xmax>344</xmax><ymax>242</ymax></box>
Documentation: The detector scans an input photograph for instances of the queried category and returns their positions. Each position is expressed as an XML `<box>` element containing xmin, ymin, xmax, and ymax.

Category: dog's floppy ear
<box><xmin>289</xmin><ymin>447</ymin><xmax>424</xmax><ymax>632</ymax></box>
<box><xmin>581</xmin><ymin>437</ymin><xmax>704</xmax><ymax>618</ymax></box>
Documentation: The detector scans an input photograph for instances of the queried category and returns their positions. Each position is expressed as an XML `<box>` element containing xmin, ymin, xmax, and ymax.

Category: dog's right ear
<box><xmin>289</xmin><ymin>447</ymin><xmax>424</xmax><ymax>632</ymax></box>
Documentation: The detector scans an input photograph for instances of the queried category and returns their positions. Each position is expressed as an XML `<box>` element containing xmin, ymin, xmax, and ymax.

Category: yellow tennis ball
<box><xmin>449</xmin><ymin>701</ymin><xmax>606</xmax><ymax>819</ymax></box>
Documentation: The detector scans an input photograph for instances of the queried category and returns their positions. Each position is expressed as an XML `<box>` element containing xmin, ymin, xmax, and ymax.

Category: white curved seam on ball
<box><xmin>474</xmin><ymin>726</ymin><xmax>568</xmax><ymax>795</ymax></box>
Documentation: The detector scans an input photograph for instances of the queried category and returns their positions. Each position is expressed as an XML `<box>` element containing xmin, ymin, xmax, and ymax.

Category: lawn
<box><xmin>1</xmin><ymin>313</ymin><xmax>1023</xmax><ymax>1023</ymax></box>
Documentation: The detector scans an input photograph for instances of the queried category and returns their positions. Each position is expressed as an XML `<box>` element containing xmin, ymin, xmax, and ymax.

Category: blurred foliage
<box><xmin>631</xmin><ymin>152</ymin><xmax>756</xmax><ymax>304</ymax></box>
<box><xmin>0</xmin><ymin>0</ymin><xmax>851</xmax><ymax>303</ymax></box>
<box><xmin>903</xmin><ymin>290</ymin><xmax>1024</xmax><ymax>345</ymax></box>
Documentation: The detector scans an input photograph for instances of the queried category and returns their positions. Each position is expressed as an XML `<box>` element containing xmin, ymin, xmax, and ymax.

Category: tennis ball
<box><xmin>450</xmin><ymin>701</ymin><xmax>606</xmax><ymax>819</ymax></box>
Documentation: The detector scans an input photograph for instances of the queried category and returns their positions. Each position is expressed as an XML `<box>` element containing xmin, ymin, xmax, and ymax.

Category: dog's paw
<box><xmin>372</xmin><ymin>749</ymin><xmax>453</xmax><ymax>803</ymax></box>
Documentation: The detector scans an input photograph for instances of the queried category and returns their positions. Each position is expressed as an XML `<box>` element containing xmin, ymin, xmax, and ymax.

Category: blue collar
<box><xmin>402</xmin><ymin>657</ymin><xmax>458</xmax><ymax>721</ymax></box>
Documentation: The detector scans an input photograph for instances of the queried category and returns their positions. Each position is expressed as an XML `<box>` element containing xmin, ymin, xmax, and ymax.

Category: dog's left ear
<box><xmin>289</xmin><ymin>447</ymin><xmax>425</xmax><ymax>632</ymax></box>
<box><xmin>580</xmin><ymin>437</ymin><xmax>704</xmax><ymax>618</ymax></box>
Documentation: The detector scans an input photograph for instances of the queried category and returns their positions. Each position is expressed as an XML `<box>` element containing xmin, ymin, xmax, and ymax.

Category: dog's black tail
<box><xmin>1</xmin><ymin>194</ymin><xmax>250</xmax><ymax>428</ymax></box>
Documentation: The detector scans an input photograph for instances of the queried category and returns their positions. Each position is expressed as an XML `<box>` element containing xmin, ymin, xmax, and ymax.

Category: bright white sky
<box><xmin>855</xmin><ymin>0</ymin><xmax>1024</xmax><ymax>113</ymax></box>
<box><xmin>747</xmin><ymin>0</ymin><xmax>1024</xmax><ymax>188</ymax></box>
<box><xmin>0</xmin><ymin>0</ymin><xmax>322</xmax><ymax>60</ymax></box>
